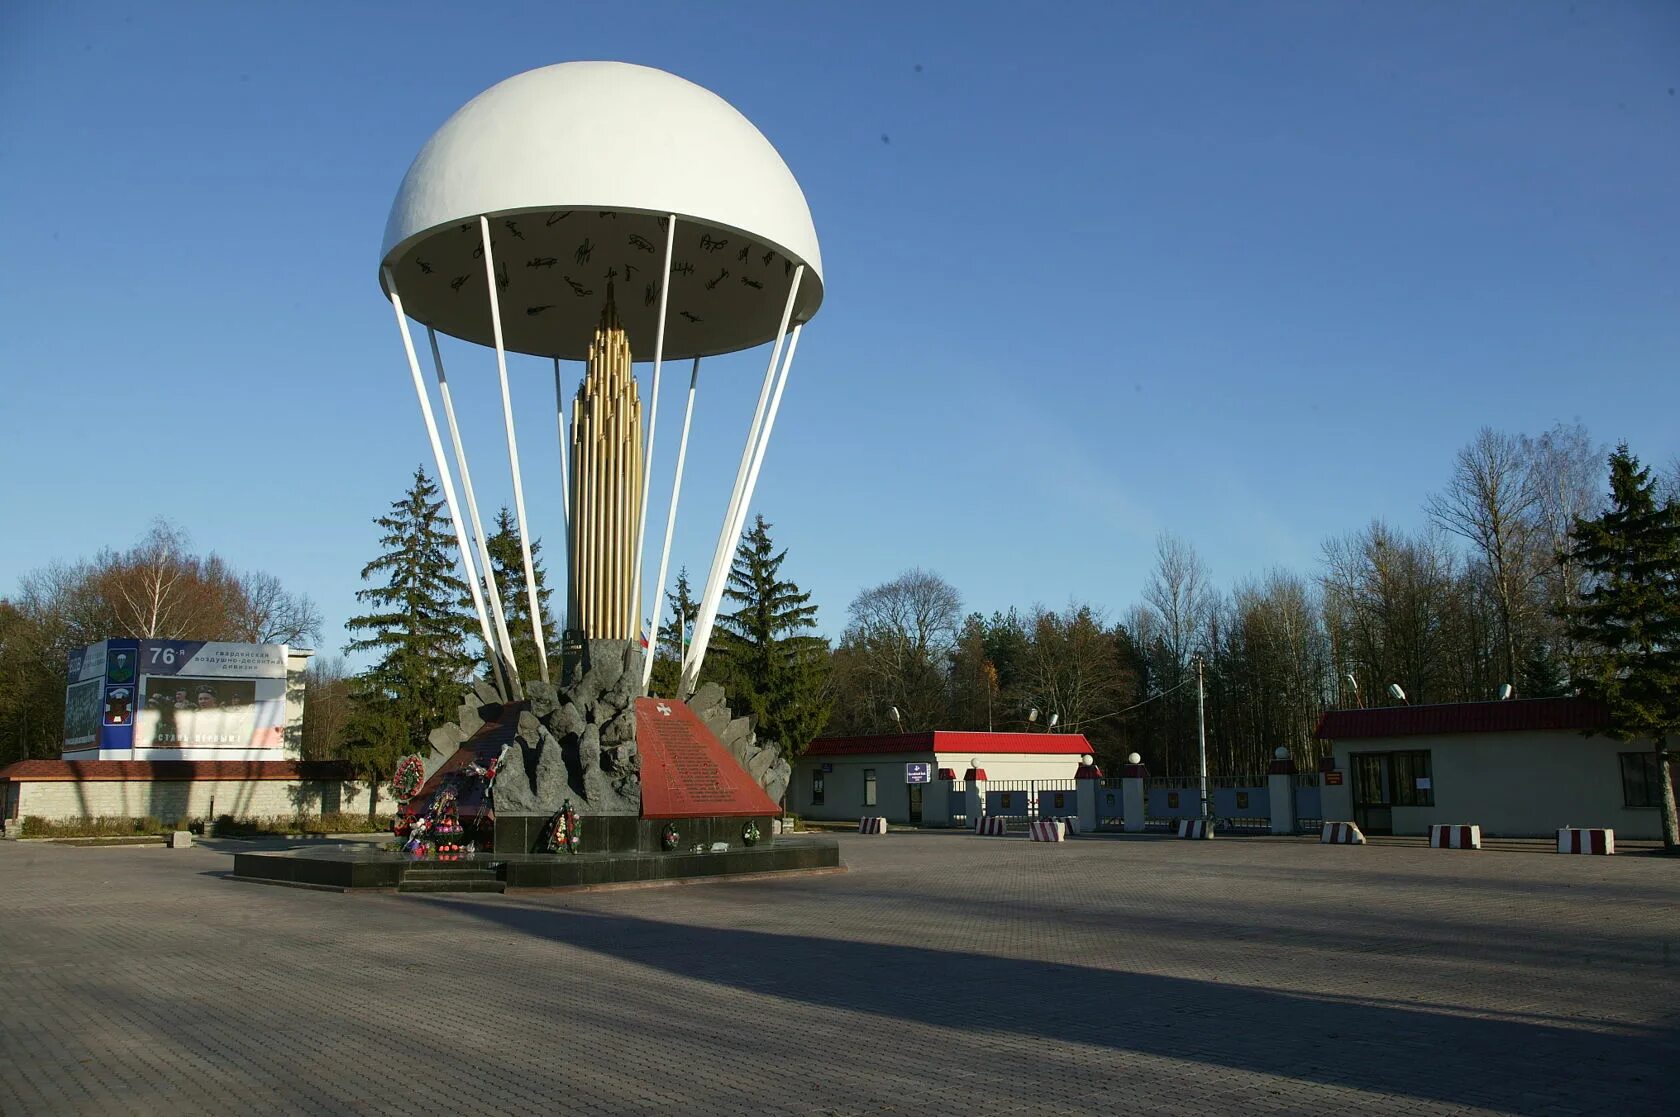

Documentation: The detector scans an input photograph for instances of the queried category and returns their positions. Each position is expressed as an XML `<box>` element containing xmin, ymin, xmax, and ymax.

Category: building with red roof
<box><xmin>1313</xmin><ymin>697</ymin><xmax>1674</xmax><ymax>839</ymax></box>
<box><xmin>794</xmin><ymin>731</ymin><xmax>1094</xmax><ymax>825</ymax></box>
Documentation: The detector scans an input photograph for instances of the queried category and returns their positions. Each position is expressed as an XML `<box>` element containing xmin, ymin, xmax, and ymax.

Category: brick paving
<box><xmin>1</xmin><ymin>831</ymin><xmax>1676</xmax><ymax>1116</ymax></box>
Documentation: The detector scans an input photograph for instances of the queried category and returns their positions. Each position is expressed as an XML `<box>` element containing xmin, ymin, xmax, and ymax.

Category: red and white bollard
<box><xmin>1429</xmin><ymin>824</ymin><xmax>1482</xmax><ymax>850</ymax></box>
<box><xmin>1320</xmin><ymin>821</ymin><xmax>1366</xmax><ymax>845</ymax></box>
<box><xmin>1556</xmin><ymin>827</ymin><xmax>1614</xmax><ymax>855</ymax></box>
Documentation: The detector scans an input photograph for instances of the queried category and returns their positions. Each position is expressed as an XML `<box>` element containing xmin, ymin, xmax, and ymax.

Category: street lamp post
<box><xmin>1194</xmin><ymin>655</ymin><xmax>1209</xmax><ymax>822</ymax></box>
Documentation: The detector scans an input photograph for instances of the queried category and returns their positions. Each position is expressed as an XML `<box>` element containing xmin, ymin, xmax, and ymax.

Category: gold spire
<box><xmin>568</xmin><ymin>287</ymin><xmax>643</xmax><ymax>641</ymax></box>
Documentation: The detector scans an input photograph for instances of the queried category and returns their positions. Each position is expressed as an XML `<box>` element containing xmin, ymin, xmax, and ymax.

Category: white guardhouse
<box><xmin>1315</xmin><ymin>697</ymin><xmax>1675</xmax><ymax>839</ymax></box>
<box><xmin>792</xmin><ymin>732</ymin><xmax>1093</xmax><ymax>825</ymax></box>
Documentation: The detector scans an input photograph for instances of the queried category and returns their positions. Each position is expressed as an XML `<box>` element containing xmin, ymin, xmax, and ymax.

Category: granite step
<box><xmin>397</xmin><ymin>878</ymin><xmax>506</xmax><ymax>894</ymax></box>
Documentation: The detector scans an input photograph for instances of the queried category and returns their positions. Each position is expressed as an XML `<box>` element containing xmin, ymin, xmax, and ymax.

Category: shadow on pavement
<box><xmin>424</xmin><ymin>897</ymin><xmax>1676</xmax><ymax>1112</ymax></box>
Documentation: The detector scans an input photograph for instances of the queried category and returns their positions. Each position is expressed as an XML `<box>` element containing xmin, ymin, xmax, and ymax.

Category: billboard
<box><xmin>65</xmin><ymin>638</ymin><xmax>289</xmax><ymax>755</ymax></box>
<box><xmin>63</xmin><ymin>679</ymin><xmax>103</xmax><ymax>748</ymax></box>
<box><xmin>133</xmin><ymin>641</ymin><xmax>286</xmax><ymax>750</ymax></box>
<box><xmin>141</xmin><ymin>678</ymin><xmax>261</xmax><ymax>747</ymax></box>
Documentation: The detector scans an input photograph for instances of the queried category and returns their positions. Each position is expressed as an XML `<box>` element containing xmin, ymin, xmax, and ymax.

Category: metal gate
<box><xmin>1145</xmin><ymin>776</ymin><xmax>1271</xmax><ymax>832</ymax></box>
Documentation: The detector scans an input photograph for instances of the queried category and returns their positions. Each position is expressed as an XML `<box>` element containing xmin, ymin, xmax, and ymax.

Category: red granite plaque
<box><xmin>635</xmin><ymin>697</ymin><xmax>782</xmax><ymax>819</ymax></box>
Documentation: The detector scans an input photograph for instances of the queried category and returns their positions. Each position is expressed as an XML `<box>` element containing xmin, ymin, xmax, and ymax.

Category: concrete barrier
<box><xmin>168</xmin><ymin>831</ymin><xmax>193</xmax><ymax>849</ymax></box>
<box><xmin>1177</xmin><ymin>819</ymin><xmax>1214</xmax><ymax>840</ymax></box>
<box><xmin>1557</xmin><ymin>827</ymin><xmax>1614</xmax><ymax>855</ymax></box>
<box><xmin>858</xmin><ymin>817</ymin><xmax>888</xmax><ymax>835</ymax></box>
<box><xmin>1029</xmin><ymin>819</ymin><xmax>1066</xmax><ymax>842</ymax></box>
<box><xmin>1429</xmin><ymin>824</ymin><xmax>1481</xmax><ymax>850</ymax></box>
<box><xmin>1320</xmin><ymin>821</ymin><xmax>1366</xmax><ymax>845</ymax></box>
<box><xmin>975</xmin><ymin>816</ymin><xmax>1008</xmax><ymax>836</ymax></box>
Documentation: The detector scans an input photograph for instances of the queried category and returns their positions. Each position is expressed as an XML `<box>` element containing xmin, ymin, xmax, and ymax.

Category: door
<box><xmin>908</xmin><ymin>783</ymin><xmax>923</xmax><ymax>825</ymax></box>
<box><xmin>1351</xmin><ymin>753</ymin><xmax>1392</xmax><ymax>835</ymax></box>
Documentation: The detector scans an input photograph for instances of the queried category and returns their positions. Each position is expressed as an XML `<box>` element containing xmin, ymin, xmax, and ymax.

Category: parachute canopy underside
<box><xmin>379</xmin><ymin>62</ymin><xmax>825</xmax><ymax>360</ymax></box>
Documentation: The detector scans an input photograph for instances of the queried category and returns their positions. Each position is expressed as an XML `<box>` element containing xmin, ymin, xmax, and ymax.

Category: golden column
<box><xmin>568</xmin><ymin>288</ymin><xmax>644</xmax><ymax>641</ymax></box>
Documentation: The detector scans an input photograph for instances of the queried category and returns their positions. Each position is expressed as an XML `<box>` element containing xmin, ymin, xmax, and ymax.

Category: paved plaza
<box><xmin>1</xmin><ymin>832</ymin><xmax>1676</xmax><ymax>1116</ymax></box>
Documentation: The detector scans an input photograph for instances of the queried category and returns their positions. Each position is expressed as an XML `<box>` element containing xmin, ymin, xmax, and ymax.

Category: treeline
<box><xmin>0</xmin><ymin>522</ymin><xmax>322</xmax><ymax>763</ymax></box>
<box><xmin>822</xmin><ymin>424</ymin><xmax>1680</xmax><ymax>779</ymax></box>
<box><xmin>6</xmin><ymin>423</ymin><xmax>1675</xmax><ymax>795</ymax></box>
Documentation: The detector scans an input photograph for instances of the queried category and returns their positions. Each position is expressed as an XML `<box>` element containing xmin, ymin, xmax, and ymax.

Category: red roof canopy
<box><xmin>1314</xmin><ymin>697</ymin><xmax>1609</xmax><ymax>741</ymax></box>
<box><xmin>0</xmin><ymin>759</ymin><xmax>353</xmax><ymax>783</ymax></box>
<box><xmin>805</xmin><ymin>731</ymin><xmax>1092</xmax><ymax>758</ymax></box>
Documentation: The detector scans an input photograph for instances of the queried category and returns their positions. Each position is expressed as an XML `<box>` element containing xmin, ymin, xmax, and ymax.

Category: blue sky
<box><xmin>2</xmin><ymin>1</ymin><xmax>1676</xmax><ymax>658</ymax></box>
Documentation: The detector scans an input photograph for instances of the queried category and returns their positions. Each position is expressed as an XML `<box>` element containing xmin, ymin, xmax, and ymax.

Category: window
<box><xmin>863</xmin><ymin>769</ymin><xmax>877</xmax><ymax>807</ymax></box>
<box><xmin>1619</xmin><ymin>752</ymin><xmax>1675</xmax><ymax>809</ymax></box>
<box><xmin>1390</xmin><ymin>750</ymin><xmax>1434</xmax><ymax>807</ymax></box>
<box><xmin>811</xmin><ymin>771</ymin><xmax>824</xmax><ymax>807</ymax></box>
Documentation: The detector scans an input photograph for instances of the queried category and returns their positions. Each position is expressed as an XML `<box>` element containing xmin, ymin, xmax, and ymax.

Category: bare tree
<box><xmin>230</xmin><ymin>570</ymin><xmax>323</xmax><ymax>646</ymax></box>
<box><xmin>1523</xmin><ymin>422</ymin><xmax>1603</xmax><ymax>673</ymax></box>
<box><xmin>1015</xmin><ymin>604</ymin><xmax>1134</xmax><ymax>736</ymax></box>
<box><xmin>1143</xmin><ymin>532</ymin><xmax>1214</xmax><ymax>671</ymax></box>
<box><xmin>298</xmin><ymin>655</ymin><xmax>353</xmax><ymax>761</ymax></box>
<box><xmin>88</xmin><ymin>521</ymin><xmax>242</xmax><ymax>639</ymax></box>
<box><xmin>1658</xmin><ymin>455</ymin><xmax>1680</xmax><ymax>506</ymax></box>
<box><xmin>1427</xmin><ymin>428</ymin><xmax>1540</xmax><ymax>689</ymax></box>
<box><xmin>839</xmin><ymin>569</ymin><xmax>962</xmax><ymax>732</ymax></box>
<box><xmin>1322</xmin><ymin>521</ymin><xmax>1463</xmax><ymax>704</ymax></box>
<box><xmin>1225</xmin><ymin>569</ymin><xmax>1331</xmax><ymax>764</ymax></box>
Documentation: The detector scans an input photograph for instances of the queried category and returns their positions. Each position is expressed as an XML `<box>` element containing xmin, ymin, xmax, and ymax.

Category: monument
<box><xmin>234</xmin><ymin>61</ymin><xmax>838</xmax><ymax>890</ymax></box>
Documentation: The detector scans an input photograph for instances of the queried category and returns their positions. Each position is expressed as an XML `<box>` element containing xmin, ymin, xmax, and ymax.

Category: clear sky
<box><xmin>2</xmin><ymin>1</ymin><xmax>1676</xmax><ymax>659</ymax></box>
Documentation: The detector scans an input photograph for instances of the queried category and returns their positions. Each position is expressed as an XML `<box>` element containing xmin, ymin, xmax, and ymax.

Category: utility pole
<box><xmin>1195</xmin><ymin>655</ymin><xmax>1209</xmax><ymax>822</ymax></box>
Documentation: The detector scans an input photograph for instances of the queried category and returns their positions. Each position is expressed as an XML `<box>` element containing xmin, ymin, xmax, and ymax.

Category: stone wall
<box><xmin>15</xmin><ymin>777</ymin><xmax>374</xmax><ymax>822</ymax></box>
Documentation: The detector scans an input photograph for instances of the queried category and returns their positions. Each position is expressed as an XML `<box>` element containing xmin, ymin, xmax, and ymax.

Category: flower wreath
<box><xmin>390</xmin><ymin>755</ymin><xmax>425</xmax><ymax>802</ymax></box>
<box><xmin>741</xmin><ymin>821</ymin><xmax>761</xmax><ymax>846</ymax></box>
<box><xmin>546</xmin><ymin>800</ymin><xmax>582</xmax><ymax>854</ymax></box>
<box><xmin>661</xmin><ymin>823</ymin><xmax>680</xmax><ymax>851</ymax></box>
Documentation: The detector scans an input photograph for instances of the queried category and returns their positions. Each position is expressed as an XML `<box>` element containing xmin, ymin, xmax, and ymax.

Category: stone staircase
<box><xmin>397</xmin><ymin>861</ymin><xmax>505</xmax><ymax>894</ymax></box>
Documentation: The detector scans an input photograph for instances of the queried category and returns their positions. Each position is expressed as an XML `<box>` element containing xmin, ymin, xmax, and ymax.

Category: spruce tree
<box><xmin>712</xmin><ymin>515</ymin><xmax>831</xmax><ymax>759</ymax></box>
<box><xmin>648</xmin><ymin>567</ymin><xmax>697</xmax><ymax>698</ymax></box>
<box><xmin>1564</xmin><ymin>445</ymin><xmax>1680</xmax><ymax>850</ymax></box>
<box><xmin>484</xmin><ymin>506</ymin><xmax>556</xmax><ymax>683</ymax></box>
<box><xmin>344</xmin><ymin>467</ymin><xmax>477</xmax><ymax>813</ymax></box>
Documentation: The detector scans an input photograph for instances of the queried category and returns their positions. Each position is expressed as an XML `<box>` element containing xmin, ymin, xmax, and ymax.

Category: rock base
<box><xmin>418</xmin><ymin>642</ymin><xmax>792</xmax><ymax>831</ymax></box>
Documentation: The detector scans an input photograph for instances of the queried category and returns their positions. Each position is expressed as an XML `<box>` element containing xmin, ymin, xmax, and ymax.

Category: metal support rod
<box><xmin>683</xmin><ymin>267</ymin><xmax>804</xmax><ymax>695</ymax></box>
<box><xmin>480</xmin><ymin>215</ymin><xmax>550</xmax><ymax>683</ymax></box>
<box><xmin>382</xmin><ymin>269</ymin><xmax>507</xmax><ymax>701</ymax></box>
<box><xmin>1196</xmin><ymin>655</ymin><xmax>1209</xmax><ymax>820</ymax></box>
<box><xmin>684</xmin><ymin>324</ymin><xmax>803</xmax><ymax>692</ymax></box>
<box><xmin>682</xmin><ymin>269</ymin><xmax>802</xmax><ymax>694</ymax></box>
<box><xmin>733</xmin><ymin>323</ymin><xmax>802</xmax><ymax>539</ymax></box>
<box><xmin>554</xmin><ymin>357</ymin><xmax>573</xmax><ymax>633</ymax></box>
<box><xmin>641</xmin><ymin>356</ymin><xmax>700</xmax><ymax>694</ymax></box>
<box><xmin>429</xmin><ymin>326</ymin><xmax>522</xmax><ymax>698</ymax></box>
<box><xmin>628</xmin><ymin>214</ymin><xmax>677</xmax><ymax>640</ymax></box>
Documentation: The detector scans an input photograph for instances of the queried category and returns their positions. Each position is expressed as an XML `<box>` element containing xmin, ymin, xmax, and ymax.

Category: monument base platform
<box><xmin>492</xmin><ymin>811</ymin><xmax>779</xmax><ymax>855</ymax></box>
<box><xmin>230</xmin><ymin>837</ymin><xmax>841</xmax><ymax>892</ymax></box>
